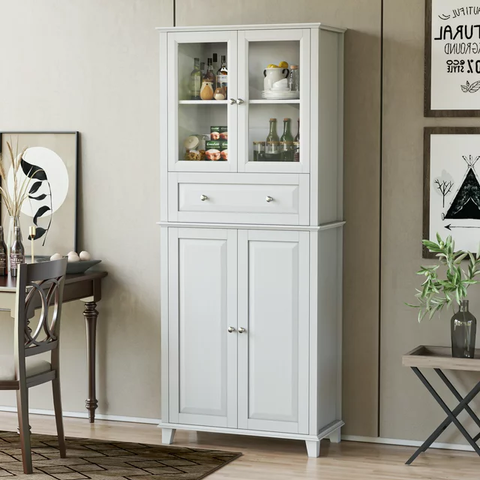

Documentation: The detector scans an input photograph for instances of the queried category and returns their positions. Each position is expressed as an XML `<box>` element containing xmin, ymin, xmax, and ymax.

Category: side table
<box><xmin>402</xmin><ymin>345</ymin><xmax>480</xmax><ymax>465</ymax></box>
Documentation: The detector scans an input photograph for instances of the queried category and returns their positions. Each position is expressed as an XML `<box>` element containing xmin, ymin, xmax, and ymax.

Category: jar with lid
<box><xmin>253</xmin><ymin>141</ymin><xmax>265</xmax><ymax>161</ymax></box>
<box><xmin>288</xmin><ymin>65</ymin><xmax>300</xmax><ymax>93</ymax></box>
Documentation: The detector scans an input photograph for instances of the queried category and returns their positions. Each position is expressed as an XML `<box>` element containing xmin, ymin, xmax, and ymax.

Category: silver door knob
<box><xmin>230</xmin><ymin>98</ymin><xmax>237</xmax><ymax>105</ymax></box>
<box><xmin>238</xmin><ymin>327</ymin><xmax>246</xmax><ymax>334</ymax></box>
<box><xmin>228</xmin><ymin>326</ymin><xmax>236</xmax><ymax>333</ymax></box>
<box><xmin>200</xmin><ymin>195</ymin><xmax>208</xmax><ymax>201</ymax></box>
<box><xmin>266</xmin><ymin>196</ymin><xmax>273</xmax><ymax>203</ymax></box>
<box><xmin>237</xmin><ymin>98</ymin><xmax>245</xmax><ymax>104</ymax></box>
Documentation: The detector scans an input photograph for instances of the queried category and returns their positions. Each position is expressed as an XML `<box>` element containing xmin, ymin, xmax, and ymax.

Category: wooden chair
<box><xmin>0</xmin><ymin>259</ymin><xmax>68</xmax><ymax>473</ymax></box>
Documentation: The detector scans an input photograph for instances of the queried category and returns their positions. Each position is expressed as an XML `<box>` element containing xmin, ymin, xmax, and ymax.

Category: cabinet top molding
<box><xmin>156</xmin><ymin>23</ymin><xmax>345</xmax><ymax>33</ymax></box>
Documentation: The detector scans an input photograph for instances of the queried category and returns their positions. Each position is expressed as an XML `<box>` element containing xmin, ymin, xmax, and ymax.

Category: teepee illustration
<box><xmin>445</xmin><ymin>155</ymin><xmax>480</xmax><ymax>220</ymax></box>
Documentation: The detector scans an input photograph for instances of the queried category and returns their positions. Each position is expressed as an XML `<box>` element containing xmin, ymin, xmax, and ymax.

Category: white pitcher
<box><xmin>263</xmin><ymin>67</ymin><xmax>289</xmax><ymax>91</ymax></box>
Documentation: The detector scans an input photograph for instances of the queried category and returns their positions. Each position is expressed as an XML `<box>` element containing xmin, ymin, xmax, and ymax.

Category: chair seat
<box><xmin>0</xmin><ymin>355</ymin><xmax>52</xmax><ymax>381</ymax></box>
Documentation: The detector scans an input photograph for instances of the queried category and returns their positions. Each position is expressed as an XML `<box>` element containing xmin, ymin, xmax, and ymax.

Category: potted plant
<box><xmin>409</xmin><ymin>234</ymin><xmax>480</xmax><ymax>358</ymax></box>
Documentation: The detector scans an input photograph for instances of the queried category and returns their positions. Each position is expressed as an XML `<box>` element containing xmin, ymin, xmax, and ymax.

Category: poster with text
<box><xmin>424</xmin><ymin>128</ymin><xmax>480</xmax><ymax>257</ymax></box>
<box><xmin>426</xmin><ymin>0</ymin><xmax>480</xmax><ymax>116</ymax></box>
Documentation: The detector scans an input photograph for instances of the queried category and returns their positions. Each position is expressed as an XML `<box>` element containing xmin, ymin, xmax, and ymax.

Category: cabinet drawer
<box><xmin>168</xmin><ymin>173</ymin><xmax>310</xmax><ymax>225</ymax></box>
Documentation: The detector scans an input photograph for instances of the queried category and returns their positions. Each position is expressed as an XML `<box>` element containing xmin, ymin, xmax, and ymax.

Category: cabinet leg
<box><xmin>162</xmin><ymin>428</ymin><xmax>176</xmax><ymax>445</ymax></box>
<box><xmin>305</xmin><ymin>440</ymin><xmax>320</xmax><ymax>458</ymax></box>
<box><xmin>329</xmin><ymin>428</ymin><xmax>342</xmax><ymax>443</ymax></box>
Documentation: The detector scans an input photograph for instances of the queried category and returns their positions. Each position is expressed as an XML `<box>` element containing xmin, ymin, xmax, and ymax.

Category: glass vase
<box><xmin>7</xmin><ymin>216</ymin><xmax>21</xmax><ymax>263</ymax></box>
<box><xmin>451</xmin><ymin>300</ymin><xmax>477</xmax><ymax>358</ymax></box>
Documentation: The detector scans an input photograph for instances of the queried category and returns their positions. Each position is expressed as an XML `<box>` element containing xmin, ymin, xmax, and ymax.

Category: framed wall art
<box><xmin>425</xmin><ymin>0</ymin><xmax>480</xmax><ymax>117</ymax></box>
<box><xmin>424</xmin><ymin>127</ymin><xmax>480</xmax><ymax>257</ymax></box>
<box><xmin>0</xmin><ymin>132</ymin><xmax>78</xmax><ymax>257</ymax></box>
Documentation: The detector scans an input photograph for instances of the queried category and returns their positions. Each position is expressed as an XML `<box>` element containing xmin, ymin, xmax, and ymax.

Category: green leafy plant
<box><xmin>408</xmin><ymin>234</ymin><xmax>480</xmax><ymax>322</ymax></box>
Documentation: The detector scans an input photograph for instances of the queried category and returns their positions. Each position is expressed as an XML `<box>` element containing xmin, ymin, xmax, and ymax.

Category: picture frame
<box><xmin>0</xmin><ymin>131</ymin><xmax>79</xmax><ymax>257</ymax></box>
<box><xmin>425</xmin><ymin>0</ymin><xmax>480</xmax><ymax>117</ymax></box>
<box><xmin>424</xmin><ymin>127</ymin><xmax>480</xmax><ymax>257</ymax></box>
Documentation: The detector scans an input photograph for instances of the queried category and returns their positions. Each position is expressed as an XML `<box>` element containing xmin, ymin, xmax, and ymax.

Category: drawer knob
<box><xmin>238</xmin><ymin>327</ymin><xmax>246</xmax><ymax>334</ymax></box>
<box><xmin>200</xmin><ymin>195</ymin><xmax>208</xmax><ymax>201</ymax></box>
<box><xmin>266</xmin><ymin>196</ymin><xmax>274</xmax><ymax>203</ymax></box>
<box><xmin>230</xmin><ymin>98</ymin><xmax>237</xmax><ymax>105</ymax></box>
<box><xmin>237</xmin><ymin>98</ymin><xmax>245</xmax><ymax>105</ymax></box>
<box><xmin>228</xmin><ymin>326</ymin><xmax>236</xmax><ymax>333</ymax></box>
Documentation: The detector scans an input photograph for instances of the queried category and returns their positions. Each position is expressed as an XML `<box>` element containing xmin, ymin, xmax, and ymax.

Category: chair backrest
<box><xmin>14</xmin><ymin>259</ymin><xmax>68</xmax><ymax>362</ymax></box>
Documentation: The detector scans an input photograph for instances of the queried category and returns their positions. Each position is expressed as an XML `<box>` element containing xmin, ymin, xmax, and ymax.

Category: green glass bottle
<box><xmin>265</xmin><ymin>118</ymin><xmax>280</xmax><ymax>161</ymax></box>
<box><xmin>280</xmin><ymin>118</ymin><xmax>294</xmax><ymax>161</ymax></box>
<box><xmin>189</xmin><ymin>57</ymin><xmax>201</xmax><ymax>100</ymax></box>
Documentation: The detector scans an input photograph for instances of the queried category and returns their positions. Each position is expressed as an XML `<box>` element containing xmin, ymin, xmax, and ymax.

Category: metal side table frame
<box><xmin>403</xmin><ymin>345</ymin><xmax>480</xmax><ymax>465</ymax></box>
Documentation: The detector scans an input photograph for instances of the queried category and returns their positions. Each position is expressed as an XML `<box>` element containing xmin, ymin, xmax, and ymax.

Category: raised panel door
<box><xmin>237</xmin><ymin>230</ymin><xmax>310</xmax><ymax>434</ymax></box>
<box><xmin>168</xmin><ymin>228</ymin><xmax>237</xmax><ymax>428</ymax></box>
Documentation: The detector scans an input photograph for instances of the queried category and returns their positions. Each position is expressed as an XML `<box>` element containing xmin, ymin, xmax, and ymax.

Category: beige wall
<box><xmin>0</xmin><ymin>0</ymin><xmax>389</xmax><ymax>441</ymax></box>
<box><xmin>0</xmin><ymin>0</ymin><xmax>172</xmax><ymax>420</ymax></box>
<box><xmin>3</xmin><ymin>0</ymin><xmax>471</xmax><ymax>449</ymax></box>
<box><xmin>381</xmin><ymin>0</ymin><xmax>480</xmax><ymax>444</ymax></box>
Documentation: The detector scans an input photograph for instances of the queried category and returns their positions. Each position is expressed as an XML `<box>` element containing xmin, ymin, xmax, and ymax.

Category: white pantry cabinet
<box><xmin>158</xmin><ymin>23</ymin><xmax>345</xmax><ymax>457</ymax></box>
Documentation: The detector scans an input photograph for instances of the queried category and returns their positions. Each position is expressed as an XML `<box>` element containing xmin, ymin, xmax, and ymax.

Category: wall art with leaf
<box><xmin>0</xmin><ymin>132</ymin><xmax>78</xmax><ymax>256</ymax></box>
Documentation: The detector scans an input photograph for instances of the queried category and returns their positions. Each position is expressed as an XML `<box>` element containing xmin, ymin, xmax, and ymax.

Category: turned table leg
<box><xmin>83</xmin><ymin>301</ymin><xmax>99</xmax><ymax>423</ymax></box>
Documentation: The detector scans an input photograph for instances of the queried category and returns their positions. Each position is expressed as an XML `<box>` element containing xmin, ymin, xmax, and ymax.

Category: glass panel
<box><xmin>247</xmin><ymin>40</ymin><xmax>301</xmax><ymax>163</ymax></box>
<box><xmin>248</xmin><ymin>41</ymin><xmax>300</xmax><ymax>101</ymax></box>
<box><xmin>249</xmin><ymin>106</ymin><xmax>300</xmax><ymax>162</ymax></box>
<box><xmin>177</xmin><ymin>42</ymin><xmax>229</xmax><ymax>163</ymax></box>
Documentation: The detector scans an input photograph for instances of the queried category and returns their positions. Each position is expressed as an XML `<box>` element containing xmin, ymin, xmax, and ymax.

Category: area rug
<box><xmin>0</xmin><ymin>430</ymin><xmax>241</xmax><ymax>479</ymax></box>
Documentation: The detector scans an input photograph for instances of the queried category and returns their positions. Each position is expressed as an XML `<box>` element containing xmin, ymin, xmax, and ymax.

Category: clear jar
<box><xmin>265</xmin><ymin>141</ymin><xmax>280</xmax><ymax>161</ymax></box>
<box><xmin>288</xmin><ymin>65</ymin><xmax>300</xmax><ymax>92</ymax></box>
<box><xmin>253</xmin><ymin>141</ymin><xmax>265</xmax><ymax>161</ymax></box>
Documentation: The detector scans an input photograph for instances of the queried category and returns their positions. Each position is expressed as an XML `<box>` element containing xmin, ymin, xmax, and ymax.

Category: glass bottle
<box><xmin>0</xmin><ymin>226</ymin><xmax>7</xmax><ymax>276</ymax></box>
<box><xmin>10</xmin><ymin>226</ymin><xmax>25</xmax><ymax>278</ymax></box>
<box><xmin>294</xmin><ymin>118</ymin><xmax>300</xmax><ymax>162</ymax></box>
<box><xmin>200</xmin><ymin>61</ymin><xmax>206</xmax><ymax>78</ymax></box>
<box><xmin>280</xmin><ymin>118</ymin><xmax>294</xmax><ymax>161</ymax></box>
<box><xmin>212</xmin><ymin>53</ymin><xmax>219</xmax><ymax>77</ymax></box>
<box><xmin>189</xmin><ymin>57</ymin><xmax>201</xmax><ymax>100</ymax></box>
<box><xmin>288</xmin><ymin>65</ymin><xmax>300</xmax><ymax>93</ymax></box>
<box><xmin>200</xmin><ymin>58</ymin><xmax>215</xmax><ymax>101</ymax></box>
<box><xmin>217</xmin><ymin>55</ymin><xmax>228</xmax><ymax>96</ymax></box>
<box><xmin>451</xmin><ymin>300</ymin><xmax>477</xmax><ymax>358</ymax></box>
<box><xmin>265</xmin><ymin>118</ymin><xmax>280</xmax><ymax>161</ymax></box>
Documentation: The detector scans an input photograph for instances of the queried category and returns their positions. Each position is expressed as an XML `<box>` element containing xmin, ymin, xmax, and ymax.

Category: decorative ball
<box><xmin>67</xmin><ymin>251</ymin><xmax>76</xmax><ymax>256</ymax></box>
<box><xmin>79</xmin><ymin>251</ymin><xmax>91</xmax><ymax>261</ymax></box>
<box><xmin>50</xmin><ymin>253</ymin><xmax>63</xmax><ymax>261</ymax></box>
<box><xmin>67</xmin><ymin>252</ymin><xmax>80</xmax><ymax>263</ymax></box>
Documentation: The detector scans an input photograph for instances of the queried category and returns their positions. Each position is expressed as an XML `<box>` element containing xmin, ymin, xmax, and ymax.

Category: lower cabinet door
<box><xmin>168</xmin><ymin>228</ymin><xmax>238</xmax><ymax>428</ymax></box>
<box><xmin>237</xmin><ymin>230</ymin><xmax>310</xmax><ymax>434</ymax></box>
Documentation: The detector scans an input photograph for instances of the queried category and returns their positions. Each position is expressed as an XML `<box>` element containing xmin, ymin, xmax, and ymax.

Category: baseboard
<box><xmin>342</xmin><ymin>434</ymin><xmax>474</xmax><ymax>452</ymax></box>
<box><xmin>0</xmin><ymin>406</ymin><xmax>161</xmax><ymax>425</ymax></box>
<box><xmin>0</xmin><ymin>406</ymin><xmax>473</xmax><ymax>452</ymax></box>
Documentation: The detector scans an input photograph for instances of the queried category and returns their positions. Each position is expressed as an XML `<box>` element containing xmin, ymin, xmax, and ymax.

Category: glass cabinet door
<box><xmin>167</xmin><ymin>31</ymin><xmax>238</xmax><ymax>172</ymax></box>
<box><xmin>237</xmin><ymin>29</ymin><xmax>310</xmax><ymax>173</ymax></box>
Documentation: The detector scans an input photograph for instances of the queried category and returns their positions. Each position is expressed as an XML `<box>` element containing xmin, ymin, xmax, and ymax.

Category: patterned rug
<box><xmin>0</xmin><ymin>430</ymin><xmax>241</xmax><ymax>479</ymax></box>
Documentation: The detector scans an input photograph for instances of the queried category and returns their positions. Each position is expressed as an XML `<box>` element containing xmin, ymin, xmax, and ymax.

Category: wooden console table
<box><xmin>0</xmin><ymin>271</ymin><xmax>108</xmax><ymax>423</ymax></box>
<box><xmin>403</xmin><ymin>345</ymin><xmax>480</xmax><ymax>464</ymax></box>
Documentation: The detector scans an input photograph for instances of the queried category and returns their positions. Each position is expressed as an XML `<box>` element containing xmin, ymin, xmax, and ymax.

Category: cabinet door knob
<box><xmin>200</xmin><ymin>195</ymin><xmax>208</xmax><ymax>201</ymax></box>
<box><xmin>238</xmin><ymin>327</ymin><xmax>246</xmax><ymax>334</ymax></box>
<box><xmin>228</xmin><ymin>326</ymin><xmax>236</xmax><ymax>333</ymax></box>
<box><xmin>266</xmin><ymin>196</ymin><xmax>273</xmax><ymax>203</ymax></box>
<box><xmin>237</xmin><ymin>98</ymin><xmax>245</xmax><ymax>104</ymax></box>
<box><xmin>230</xmin><ymin>98</ymin><xmax>237</xmax><ymax>105</ymax></box>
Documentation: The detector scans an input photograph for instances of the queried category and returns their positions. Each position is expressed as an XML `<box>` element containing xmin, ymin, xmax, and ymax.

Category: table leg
<box><xmin>435</xmin><ymin>369</ymin><xmax>480</xmax><ymax>430</ymax></box>
<box><xmin>406</xmin><ymin>367</ymin><xmax>480</xmax><ymax>465</ymax></box>
<box><xmin>83</xmin><ymin>301</ymin><xmax>99</xmax><ymax>423</ymax></box>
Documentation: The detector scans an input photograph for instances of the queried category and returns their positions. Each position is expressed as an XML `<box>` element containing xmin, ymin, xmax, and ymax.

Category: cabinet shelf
<box><xmin>179</xmin><ymin>100</ymin><xmax>228</xmax><ymax>105</ymax></box>
<box><xmin>249</xmin><ymin>99</ymin><xmax>300</xmax><ymax>105</ymax></box>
